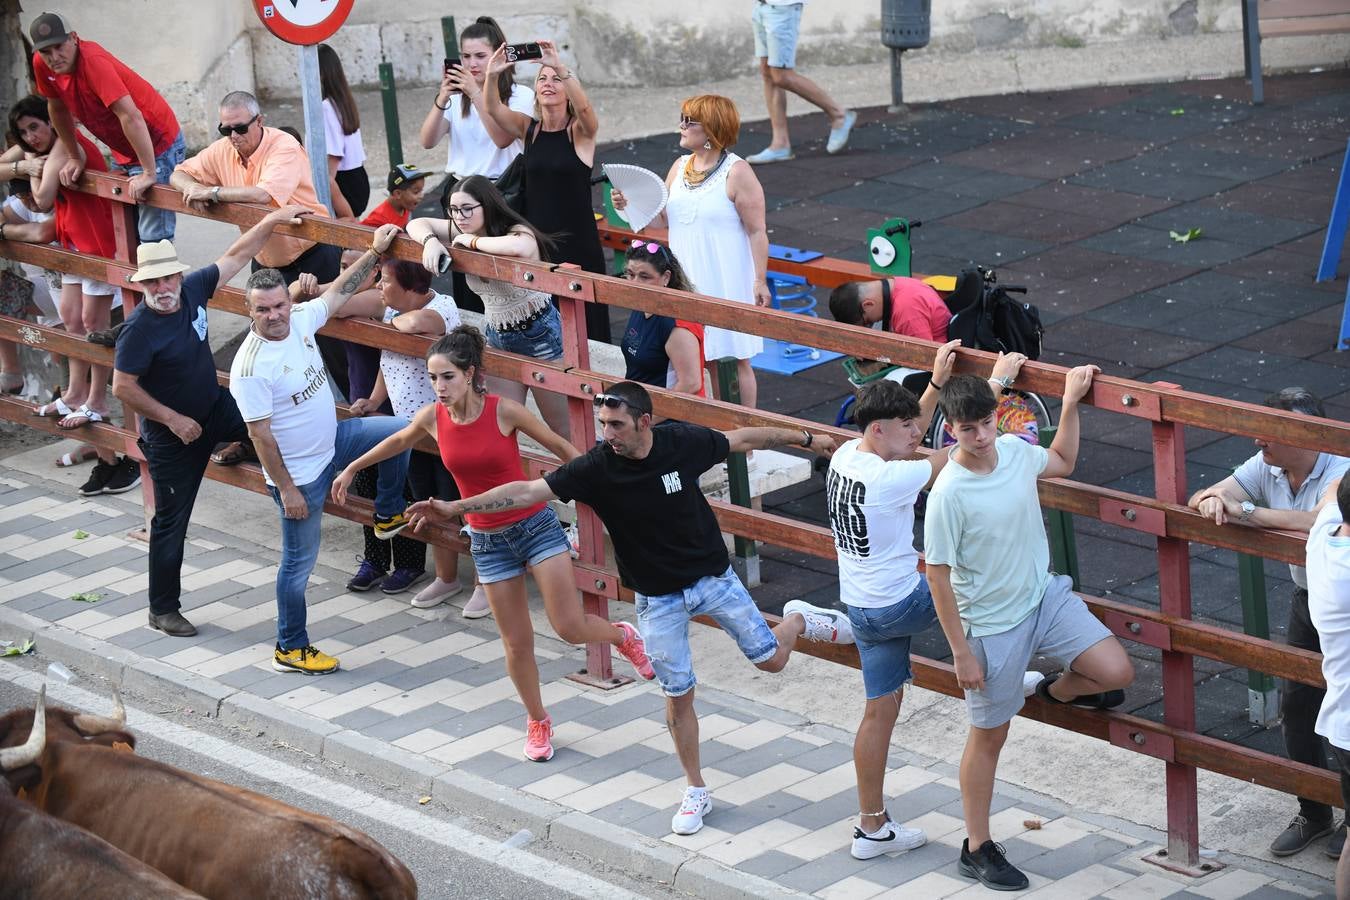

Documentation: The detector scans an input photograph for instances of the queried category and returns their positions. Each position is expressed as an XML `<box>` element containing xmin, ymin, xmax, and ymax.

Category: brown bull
<box><xmin>2</xmin><ymin>689</ymin><xmax>418</xmax><ymax>900</ymax></box>
<box><xmin>0</xmin><ymin>687</ymin><xmax>205</xmax><ymax>899</ymax></box>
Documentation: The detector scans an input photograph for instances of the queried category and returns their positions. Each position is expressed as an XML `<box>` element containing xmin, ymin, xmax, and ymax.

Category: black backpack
<box><xmin>945</xmin><ymin>267</ymin><xmax>1043</xmax><ymax>361</ymax></box>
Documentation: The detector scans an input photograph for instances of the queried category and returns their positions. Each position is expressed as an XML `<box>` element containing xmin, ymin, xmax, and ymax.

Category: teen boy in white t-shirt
<box><xmin>924</xmin><ymin>366</ymin><xmax>1134</xmax><ymax>891</ymax></box>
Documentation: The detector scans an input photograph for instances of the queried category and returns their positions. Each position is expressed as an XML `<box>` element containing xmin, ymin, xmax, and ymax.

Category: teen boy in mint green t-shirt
<box><xmin>924</xmin><ymin>364</ymin><xmax>1134</xmax><ymax>892</ymax></box>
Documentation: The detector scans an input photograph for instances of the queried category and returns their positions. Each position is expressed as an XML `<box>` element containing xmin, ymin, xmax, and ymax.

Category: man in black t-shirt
<box><xmin>112</xmin><ymin>205</ymin><xmax>311</xmax><ymax>637</ymax></box>
<box><xmin>407</xmin><ymin>381</ymin><xmax>851</xmax><ymax>836</ymax></box>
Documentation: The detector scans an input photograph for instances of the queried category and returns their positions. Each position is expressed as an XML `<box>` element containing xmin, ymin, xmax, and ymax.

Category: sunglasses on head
<box><xmin>217</xmin><ymin>114</ymin><xmax>259</xmax><ymax>137</ymax></box>
<box><xmin>629</xmin><ymin>239</ymin><xmax>668</xmax><ymax>258</ymax></box>
<box><xmin>592</xmin><ymin>393</ymin><xmax>650</xmax><ymax>415</ymax></box>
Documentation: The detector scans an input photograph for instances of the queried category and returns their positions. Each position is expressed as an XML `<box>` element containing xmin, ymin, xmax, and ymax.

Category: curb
<box><xmin>0</xmin><ymin>608</ymin><xmax>808</xmax><ymax>899</ymax></box>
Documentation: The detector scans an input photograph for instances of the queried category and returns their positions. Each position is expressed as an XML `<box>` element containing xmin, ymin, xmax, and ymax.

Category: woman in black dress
<box><xmin>482</xmin><ymin>38</ymin><xmax>610</xmax><ymax>343</ymax></box>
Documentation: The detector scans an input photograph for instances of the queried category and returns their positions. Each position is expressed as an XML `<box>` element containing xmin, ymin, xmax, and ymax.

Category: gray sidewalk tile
<box><xmin>1018</xmin><ymin>833</ymin><xmax>1136</xmax><ymax>880</ymax></box>
<box><xmin>454</xmin><ymin>749</ymin><xmax>547</xmax><ymax>787</ymax></box>
<box><xmin>109</xmin><ymin>625</ymin><xmax>168</xmax><ymax>651</ymax></box>
<box><xmin>588</xmin><ymin>797</ymin><xmax>670</xmax><ymax>829</ymax></box>
<box><xmin>200</xmin><ymin>621</ymin><xmax>278</xmax><ymax>653</ymax></box>
<box><xmin>572</xmin><ymin>692</ymin><xmax>668</xmax><ymax>730</ymax></box>
<box><xmin>216</xmin><ymin>666</ymin><xmax>275</xmax><ymax>690</ymax></box>
<box><xmin>331</xmin><ymin>707</ymin><xmax>394</xmax><ymax>732</ymax></box>
<box><xmin>0</xmin><ymin>550</ymin><xmax>84</xmax><ymax>581</ymax></box>
<box><xmin>936</xmin><ymin>790</ymin><xmax>1017</xmax><ymax>819</ymax></box>
<box><xmin>737</xmin><ymin>850</ymin><xmax>814</xmax><ymax>881</ymax></box>
<box><xmin>789</xmin><ymin>741</ymin><xmax>856</xmax><ymax>773</ymax></box>
<box><xmin>558</xmin><ymin>743</ymin><xmax>666</xmax><ymax>786</ymax></box>
<box><xmin>247</xmin><ymin>673</ymin><xmax>309</xmax><ymax>699</ymax></box>
<box><xmin>323</xmin><ymin>612</ymin><xmax>437</xmax><ymax>647</ymax></box>
<box><xmin>363</xmin><ymin>704</ymin><xmax>462</xmax><ymax>741</ymax></box>
<box><xmin>309</xmin><ymin>657</ymin><xmax>409</xmax><ymax>690</ymax></box>
<box><xmin>857</xmin><ymin>839</ymin><xmax>965</xmax><ymax>888</ymax></box>
<box><xmin>710</xmin><ymin>793</ymin><xmax>812</xmax><ymax>831</ymax></box>
<box><xmin>889</xmin><ymin>780</ymin><xmax>963</xmax><ymax>818</ymax></box>
<box><xmin>381</xmin><ymin>655</ymin><xmax>482</xmax><ymax>689</ymax></box>
<box><xmin>778</xmin><ymin>847</ymin><xmax>891</xmax><ymax>894</ymax></box>
<box><xmin>783</xmin><ymin>787</ymin><xmax>857</xmax><ymax>831</ymax></box>
<box><xmin>178</xmin><ymin>580</ymin><xmax>254</xmax><ymax>610</ymax></box>
<box><xmin>445</xmin><ymin>662</ymin><xmax>512</xmax><ymax>688</ymax></box>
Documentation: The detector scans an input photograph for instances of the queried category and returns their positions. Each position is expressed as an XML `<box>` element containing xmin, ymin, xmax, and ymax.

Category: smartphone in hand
<box><xmin>443</xmin><ymin>57</ymin><xmax>461</xmax><ymax>93</ymax></box>
<box><xmin>504</xmin><ymin>42</ymin><xmax>543</xmax><ymax>63</ymax></box>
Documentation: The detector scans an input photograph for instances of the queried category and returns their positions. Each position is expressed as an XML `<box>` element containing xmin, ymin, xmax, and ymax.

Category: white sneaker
<box><xmin>1023</xmin><ymin>671</ymin><xmax>1045</xmax><ymax>697</ymax></box>
<box><xmin>784</xmin><ymin>599</ymin><xmax>855</xmax><ymax>644</ymax></box>
<box><xmin>671</xmin><ymin>787</ymin><xmax>712</xmax><ymax>835</ymax></box>
<box><xmin>461</xmin><ymin>584</ymin><xmax>491</xmax><ymax>619</ymax></box>
<box><xmin>851</xmin><ymin>819</ymin><xmax>927</xmax><ymax>860</ymax></box>
<box><xmin>411</xmin><ymin>578</ymin><xmax>463</xmax><ymax>609</ymax></box>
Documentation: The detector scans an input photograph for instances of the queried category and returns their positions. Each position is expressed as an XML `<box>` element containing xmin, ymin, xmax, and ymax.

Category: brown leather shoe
<box><xmin>148</xmin><ymin>610</ymin><xmax>198</xmax><ymax>637</ymax></box>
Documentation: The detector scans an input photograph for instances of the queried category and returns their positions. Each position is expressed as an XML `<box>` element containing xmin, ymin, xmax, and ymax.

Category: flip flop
<box><xmin>33</xmin><ymin>397</ymin><xmax>73</xmax><ymax>418</ymax></box>
<box><xmin>58</xmin><ymin>404</ymin><xmax>105</xmax><ymax>429</ymax></box>
<box><xmin>55</xmin><ymin>445</ymin><xmax>99</xmax><ymax>468</ymax></box>
<box><xmin>210</xmin><ymin>440</ymin><xmax>256</xmax><ymax>466</ymax></box>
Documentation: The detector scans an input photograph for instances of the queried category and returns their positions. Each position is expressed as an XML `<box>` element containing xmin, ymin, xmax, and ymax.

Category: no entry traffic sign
<box><xmin>253</xmin><ymin>0</ymin><xmax>355</xmax><ymax>45</ymax></box>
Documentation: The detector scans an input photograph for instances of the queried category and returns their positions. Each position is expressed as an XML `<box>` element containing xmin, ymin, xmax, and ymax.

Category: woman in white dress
<box><xmin>612</xmin><ymin>94</ymin><xmax>770</xmax><ymax>409</ymax></box>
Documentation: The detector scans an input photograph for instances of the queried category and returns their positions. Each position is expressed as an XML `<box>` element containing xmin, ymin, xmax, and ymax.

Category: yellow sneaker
<box><xmin>373</xmin><ymin>511</ymin><xmax>410</xmax><ymax>540</ymax></box>
<box><xmin>273</xmin><ymin>643</ymin><xmax>340</xmax><ymax>675</ymax></box>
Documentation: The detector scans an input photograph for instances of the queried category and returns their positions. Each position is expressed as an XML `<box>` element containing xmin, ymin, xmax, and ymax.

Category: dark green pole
<box><xmin>1238</xmin><ymin>552</ymin><xmax>1279</xmax><ymax>726</ymax></box>
<box><xmin>1037</xmin><ymin>424</ymin><xmax>1080</xmax><ymax>588</ymax></box>
<box><xmin>717</xmin><ymin>359</ymin><xmax>760</xmax><ymax>586</ymax></box>
<box><xmin>442</xmin><ymin>16</ymin><xmax>458</xmax><ymax>59</ymax></box>
<box><xmin>378</xmin><ymin>61</ymin><xmax>402</xmax><ymax>167</ymax></box>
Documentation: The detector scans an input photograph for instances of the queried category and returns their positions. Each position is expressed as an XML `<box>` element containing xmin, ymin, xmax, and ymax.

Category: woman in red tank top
<box><xmin>333</xmin><ymin>325</ymin><xmax>655</xmax><ymax>762</ymax></box>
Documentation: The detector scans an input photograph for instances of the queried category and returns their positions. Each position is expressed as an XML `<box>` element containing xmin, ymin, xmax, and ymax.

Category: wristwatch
<box><xmin>992</xmin><ymin>375</ymin><xmax>1015</xmax><ymax>391</ymax></box>
<box><xmin>1239</xmin><ymin>500</ymin><xmax>1256</xmax><ymax>522</ymax></box>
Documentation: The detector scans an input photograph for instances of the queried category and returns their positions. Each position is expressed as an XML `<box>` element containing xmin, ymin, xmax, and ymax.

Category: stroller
<box><xmin>835</xmin><ymin>266</ymin><xmax>1054</xmax><ymax>448</ymax></box>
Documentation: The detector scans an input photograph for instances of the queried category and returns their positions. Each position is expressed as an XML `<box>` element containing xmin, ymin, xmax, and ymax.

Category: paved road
<box><xmin>0</xmin><ymin>661</ymin><xmax>680</xmax><ymax>900</ymax></box>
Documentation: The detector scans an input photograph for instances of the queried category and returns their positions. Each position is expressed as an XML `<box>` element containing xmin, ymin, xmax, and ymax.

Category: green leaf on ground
<box><xmin>1169</xmin><ymin>227</ymin><xmax>1203</xmax><ymax>243</ymax></box>
<box><xmin>73</xmin><ymin>529</ymin><xmax>90</xmax><ymax>540</ymax></box>
<box><xmin>1</xmin><ymin>638</ymin><xmax>35</xmax><ymax>656</ymax></box>
<box><xmin>69</xmin><ymin>592</ymin><xmax>101</xmax><ymax>603</ymax></box>
<box><xmin>1170</xmin><ymin>108</ymin><xmax>1185</xmax><ymax>116</ymax></box>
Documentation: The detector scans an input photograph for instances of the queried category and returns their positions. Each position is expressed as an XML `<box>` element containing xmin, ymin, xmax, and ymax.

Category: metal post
<box><xmin>297</xmin><ymin>45</ymin><xmax>332</xmax><ymax>212</ymax></box>
<box><xmin>717</xmin><ymin>359</ymin><xmax>760</xmax><ymax>587</ymax></box>
<box><xmin>441</xmin><ymin>15</ymin><xmax>458</xmax><ymax>59</ymax></box>
<box><xmin>378</xmin><ymin>61</ymin><xmax>403</xmax><ymax>168</ymax></box>
<box><xmin>1238</xmin><ymin>553</ymin><xmax>1280</xmax><ymax>726</ymax></box>
<box><xmin>1150</xmin><ymin>397</ymin><xmax>1202</xmax><ymax>872</ymax></box>
<box><xmin>888</xmin><ymin>48</ymin><xmax>906</xmax><ymax>112</ymax></box>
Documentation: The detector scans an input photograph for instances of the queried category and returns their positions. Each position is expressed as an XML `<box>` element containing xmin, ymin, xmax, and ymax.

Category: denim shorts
<box><xmin>635</xmin><ymin>566</ymin><xmax>778</xmax><ymax>697</ymax></box>
<box><xmin>486</xmin><ymin>303</ymin><xmax>563</xmax><ymax>361</ymax></box>
<box><xmin>965</xmin><ymin>574</ymin><xmax>1113</xmax><ymax>729</ymax></box>
<box><xmin>847</xmin><ymin>580</ymin><xmax>938</xmax><ymax>700</ymax></box>
<box><xmin>752</xmin><ymin>2</ymin><xmax>803</xmax><ymax>68</ymax></box>
<box><xmin>467</xmin><ymin>506</ymin><xmax>570</xmax><ymax>584</ymax></box>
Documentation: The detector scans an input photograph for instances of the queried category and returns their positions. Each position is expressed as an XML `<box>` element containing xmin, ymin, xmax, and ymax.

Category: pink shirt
<box><xmin>887</xmin><ymin>276</ymin><xmax>951</xmax><ymax>342</ymax></box>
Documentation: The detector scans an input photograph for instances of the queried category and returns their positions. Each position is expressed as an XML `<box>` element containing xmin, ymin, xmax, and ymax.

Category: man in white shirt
<box><xmin>1188</xmin><ymin>387</ymin><xmax>1350</xmax><ymax>858</ymax></box>
<box><xmin>1309</xmin><ymin>477</ymin><xmax>1350</xmax><ymax>894</ymax></box>
<box><xmin>229</xmin><ymin>224</ymin><xmax>410</xmax><ymax>676</ymax></box>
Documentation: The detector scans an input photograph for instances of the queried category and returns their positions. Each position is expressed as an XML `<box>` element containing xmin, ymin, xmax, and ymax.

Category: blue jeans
<box><xmin>635</xmin><ymin>566</ymin><xmax>778</xmax><ymax>697</ymax></box>
<box><xmin>847</xmin><ymin>581</ymin><xmax>937</xmax><ymax>699</ymax></box>
<box><xmin>267</xmin><ymin>415</ymin><xmax>410</xmax><ymax>650</ymax></box>
<box><xmin>115</xmin><ymin>131</ymin><xmax>185</xmax><ymax>243</ymax></box>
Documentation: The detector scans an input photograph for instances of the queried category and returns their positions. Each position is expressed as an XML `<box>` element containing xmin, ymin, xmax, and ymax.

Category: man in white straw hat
<box><xmin>111</xmin><ymin>205</ymin><xmax>313</xmax><ymax>638</ymax></box>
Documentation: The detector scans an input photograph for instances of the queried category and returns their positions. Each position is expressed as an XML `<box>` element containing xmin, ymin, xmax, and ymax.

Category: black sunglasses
<box><xmin>217</xmin><ymin>114</ymin><xmax>259</xmax><ymax>137</ymax></box>
<box><xmin>593</xmin><ymin>393</ymin><xmax>650</xmax><ymax>415</ymax></box>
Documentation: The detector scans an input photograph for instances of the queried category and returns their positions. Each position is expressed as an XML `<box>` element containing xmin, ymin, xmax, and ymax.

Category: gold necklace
<box><xmin>683</xmin><ymin>151</ymin><xmax>725</xmax><ymax>187</ymax></box>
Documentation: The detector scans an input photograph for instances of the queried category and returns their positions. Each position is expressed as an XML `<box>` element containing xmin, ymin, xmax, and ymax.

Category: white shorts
<box><xmin>60</xmin><ymin>274</ymin><xmax>122</xmax><ymax>308</ymax></box>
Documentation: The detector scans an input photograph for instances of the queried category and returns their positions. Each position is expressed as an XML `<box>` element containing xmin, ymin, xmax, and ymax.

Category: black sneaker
<box><xmin>959</xmin><ymin>839</ymin><xmax>1029</xmax><ymax>891</ymax></box>
<box><xmin>101</xmin><ymin>456</ymin><xmax>142</xmax><ymax>495</ymax></box>
<box><xmin>1271</xmin><ymin>814</ymin><xmax>1334</xmax><ymax>857</ymax></box>
<box><xmin>78</xmin><ymin>458</ymin><xmax>117</xmax><ymax>496</ymax></box>
<box><xmin>1034</xmin><ymin>673</ymin><xmax>1124</xmax><ymax>710</ymax></box>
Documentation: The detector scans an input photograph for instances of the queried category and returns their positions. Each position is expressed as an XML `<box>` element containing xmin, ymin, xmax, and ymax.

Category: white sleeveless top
<box><xmin>665</xmin><ymin>153</ymin><xmax>763</xmax><ymax>361</ymax></box>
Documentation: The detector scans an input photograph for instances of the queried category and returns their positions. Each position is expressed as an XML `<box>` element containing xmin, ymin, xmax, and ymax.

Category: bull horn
<box><xmin>0</xmin><ymin>685</ymin><xmax>46</xmax><ymax>771</ymax></box>
<box><xmin>72</xmin><ymin>686</ymin><xmax>126</xmax><ymax>736</ymax></box>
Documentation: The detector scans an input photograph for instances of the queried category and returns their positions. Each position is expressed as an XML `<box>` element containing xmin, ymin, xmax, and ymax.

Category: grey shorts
<box><xmin>964</xmin><ymin>574</ymin><xmax>1112</xmax><ymax>729</ymax></box>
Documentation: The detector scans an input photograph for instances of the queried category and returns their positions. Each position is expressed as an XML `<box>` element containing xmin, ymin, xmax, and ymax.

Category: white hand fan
<box><xmin>603</xmin><ymin>163</ymin><xmax>668</xmax><ymax>233</ymax></box>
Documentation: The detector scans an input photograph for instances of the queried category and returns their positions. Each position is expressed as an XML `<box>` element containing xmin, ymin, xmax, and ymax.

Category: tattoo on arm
<box><xmin>462</xmin><ymin>497</ymin><xmax>517</xmax><ymax>513</ymax></box>
<box><xmin>338</xmin><ymin>252</ymin><xmax>378</xmax><ymax>297</ymax></box>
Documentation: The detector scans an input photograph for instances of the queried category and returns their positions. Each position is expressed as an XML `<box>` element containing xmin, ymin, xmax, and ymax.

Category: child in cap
<box><xmin>362</xmin><ymin>164</ymin><xmax>431</xmax><ymax>229</ymax></box>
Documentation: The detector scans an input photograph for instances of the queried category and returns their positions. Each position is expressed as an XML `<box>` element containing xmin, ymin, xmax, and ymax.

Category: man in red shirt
<box><xmin>361</xmin><ymin>165</ymin><xmax>431</xmax><ymax>230</ymax></box>
<box><xmin>829</xmin><ymin>276</ymin><xmax>951</xmax><ymax>342</ymax></box>
<box><xmin>29</xmin><ymin>12</ymin><xmax>185</xmax><ymax>243</ymax></box>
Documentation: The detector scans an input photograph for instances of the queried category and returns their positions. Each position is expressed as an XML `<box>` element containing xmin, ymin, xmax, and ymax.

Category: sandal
<box><xmin>58</xmin><ymin>404</ymin><xmax>105</xmax><ymax>429</ymax></box>
<box><xmin>210</xmin><ymin>440</ymin><xmax>256</xmax><ymax>466</ymax></box>
<box><xmin>55</xmin><ymin>444</ymin><xmax>99</xmax><ymax>468</ymax></box>
<box><xmin>34</xmin><ymin>397</ymin><xmax>73</xmax><ymax>418</ymax></box>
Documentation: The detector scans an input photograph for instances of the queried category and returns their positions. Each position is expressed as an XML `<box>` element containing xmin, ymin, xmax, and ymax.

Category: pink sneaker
<box><xmin>614</xmin><ymin>621</ymin><xmax>656</xmax><ymax>681</ymax></box>
<box><xmin>524</xmin><ymin>715</ymin><xmax>554</xmax><ymax>762</ymax></box>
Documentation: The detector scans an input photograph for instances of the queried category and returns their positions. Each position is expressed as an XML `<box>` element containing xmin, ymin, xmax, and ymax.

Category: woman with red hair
<box><xmin>613</xmin><ymin>95</ymin><xmax>769</xmax><ymax>409</ymax></box>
